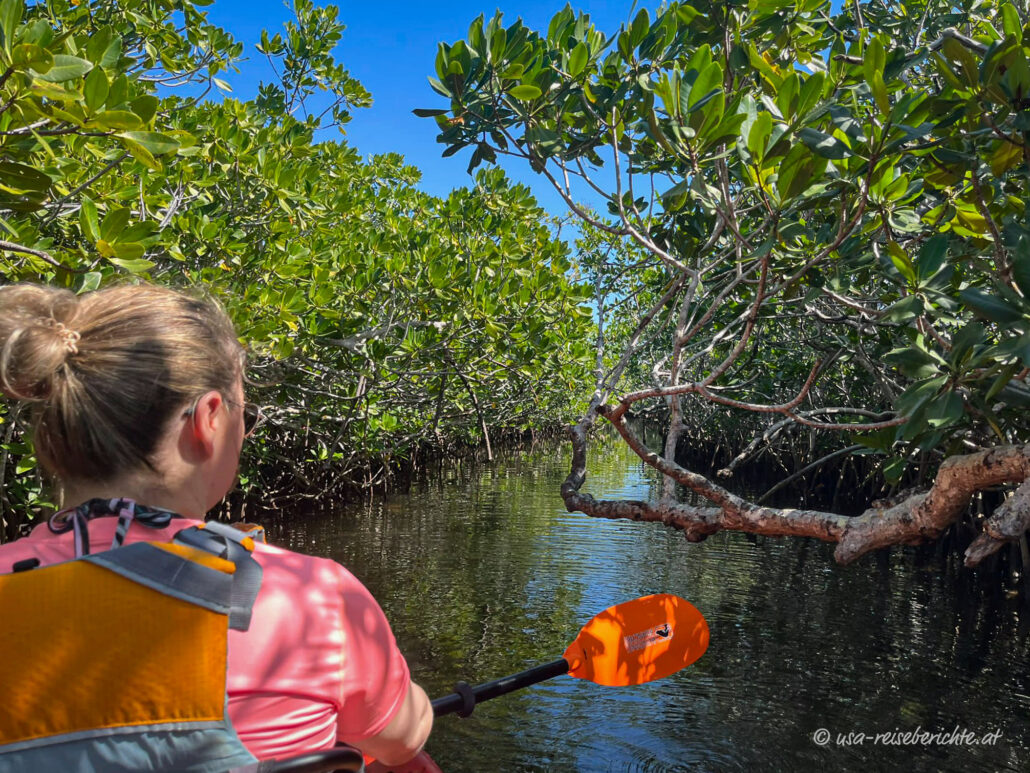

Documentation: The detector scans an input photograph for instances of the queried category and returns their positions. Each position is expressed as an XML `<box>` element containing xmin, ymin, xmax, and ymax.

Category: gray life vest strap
<box><xmin>173</xmin><ymin>524</ymin><xmax>263</xmax><ymax>632</ymax></box>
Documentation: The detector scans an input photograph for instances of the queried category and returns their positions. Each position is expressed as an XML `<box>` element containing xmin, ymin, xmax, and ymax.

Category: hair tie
<box><xmin>48</xmin><ymin>319</ymin><xmax>81</xmax><ymax>356</ymax></box>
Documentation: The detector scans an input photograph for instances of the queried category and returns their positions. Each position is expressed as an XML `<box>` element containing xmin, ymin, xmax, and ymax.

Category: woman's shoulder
<box><xmin>242</xmin><ymin>536</ymin><xmax>403</xmax><ymax>670</ymax></box>
<box><xmin>249</xmin><ymin>539</ymin><xmax>373</xmax><ymax>599</ymax></box>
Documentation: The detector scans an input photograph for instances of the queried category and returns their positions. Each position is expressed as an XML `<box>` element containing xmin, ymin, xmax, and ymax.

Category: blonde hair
<box><xmin>0</xmin><ymin>282</ymin><xmax>245</xmax><ymax>485</ymax></box>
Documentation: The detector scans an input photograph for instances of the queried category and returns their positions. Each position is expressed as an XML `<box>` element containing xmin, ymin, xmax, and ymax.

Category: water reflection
<box><xmin>264</xmin><ymin>440</ymin><xmax>1030</xmax><ymax>772</ymax></box>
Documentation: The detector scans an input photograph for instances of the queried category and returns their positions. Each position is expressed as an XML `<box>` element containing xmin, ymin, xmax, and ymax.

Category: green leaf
<box><xmin>100</xmin><ymin>207</ymin><xmax>130</xmax><ymax>241</ymax></box>
<box><xmin>48</xmin><ymin>104</ymin><xmax>87</xmax><ymax>127</ymax></box>
<box><xmin>427</xmin><ymin>76</ymin><xmax>450</xmax><ymax>97</ymax></box>
<box><xmin>630</xmin><ymin>8</ymin><xmax>649</xmax><ymax>48</ymax></box>
<box><xmin>883</xmin><ymin>345</ymin><xmax>940</xmax><ymax>379</ymax></box>
<box><xmin>660</xmin><ymin>179</ymin><xmax>690</xmax><ymax>212</ymax></box>
<box><xmin>996</xmin><ymin>382</ymin><xmax>1030</xmax><ymax>407</ymax></box>
<box><xmin>89</xmin><ymin>110</ymin><xmax>144</xmax><ymax>131</ymax></box>
<box><xmin>0</xmin><ymin>0</ymin><xmax>22</xmax><ymax>54</ymax></box>
<box><xmin>119</xmin><ymin>137</ymin><xmax>161</xmax><ymax>169</ymax></box>
<box><xmin>1001</xmin><ymin>3</ymin><xmax>1023</xmax><ymax>42</ymax></box>
<box><xmin>689</xmin><ymin>62</ymin><xmax>721</xmax><ymax>111</ymax></box>
<box><xmin>702</xmin><ymin>110</ymin><xmax>747</xmax><ymax>150</ymax></box>
<box><xmin>950</xmin><ymin>321</ymin><xmax>985</xmax><ymax>367</ymax></box>
<box><xmin>942</xmin><ymin>38</ymin><xmax>979</xmax><ymax>86</ymax></box>
<box><xmin>29</xmin><ymin>80</ymin><xmax>79</xmax><ymax>101</ymax></box>
<box><xmin>525</xmin><ymin>125</ymin><xmax>560</xmax><ymax>153</ymax></box>
<box><xmin>510</xmin><ymin>84</ymin><xmax>542</xmax><ymax>100</ymax></box>
<box><xmin>428</xmin><ymin>260</ymin><xmax>448</xmax><ymax>287</ymax></box>
<box><xmin>960</xmin><ymin>287</ymin><xmax>1024</xmax><ymax>324</ymax></box>
<box><xmin>83</xmin><ymin>67</ymin><xmax>109</xmax><ymax>112</ymax></box>
<box><xmin>86</xmin><ymin>27</ymin><xmax>121</xmax><ymax>68</ymax></box>
<box><xmin>854</xmin><ymin>426</ymin><xmax>896</xmax><ymax>453</ymax></box>
<box><xmin>863</xmin><ymin>37</ymin><xmax>885</xmax><ymax>85</ymax></box>
<box><xmin>798</xmin><ymin>127</ymin><xmax>850</xmax><ymax>159</ymax></box>
<box><xmin>897</xmin><ymin>375</ymin><xmax>948</xmax><ymax>415</ymax></box>
<box><xmin>128</xmin><ymin>95</ymin><xmax>158</xmax><ymax>124</ymax></box>
<box><xmin>776</xmin><ymin>143</ymin><xmax>823</xmax><ymax>199</ymax></box>
<box><xmin>112</xmin><ymin>242</ymin><xmax>145</xmax><ymax>261</ymax></box>
<box><xmin>107</xmin><ymin>74</ymin><xmax>128</xmax><ymax>106</ymax></box>
<box><xmin>775</xmin><ymin>72</ymin><xmax>799</xmax><ymax>118</ymax></box>
<box><xmin>116</xmin><ymin>131</ymin><xmax>178</xmax><ymax>156</ymax></box>
<box><xmin>79</xmin><ymin>271</ymin><xmax>102</xmax><ymax>293</ymax></box>
<box><xmin>0</xmin><ymin>161</ymin><xmax>51</xmax><ymax>192</ymax></box>
<box><xmin>11</xmin><ymin>44</ymin><xmax>52</xmax><ymax>72</ymax></box>
<box><xmin>412</xmin><ymin>108</ymin><xmax>448</xmax><ymax>117</ymax></box>
<box><xmin>108</xmin><ymin>256</ymin><xmax>155</xmax><ymax>274</ymax></box>
<box><xmin>500</xmin><ymin>63</ymin><xmax>525</xmax><ymax>80</ymax></box>
<box><xmin>568</xmin><ymin>41</ymin><xmax>588</xmax><ymax>78</ymax></box>
<box><xmin>989</xmin><ymin>140</ymin><xmax>1022</xmax><ymax>177</ymax></box>
<box><xmin>882</xmin><ymin>457</ymin><xmax>907</xmax><ymax>485</ymax></box>
<box><xmin>881</xmin><ymin>294</ymin><xmax>924</xmax><ymax>322</ymax></box>
<box><xmin>34</xmin><ymin>54</ymin><xmax>93</xmax><ymax>83</ymax></box>
<box><xmin>916</xmin><ymin>235</ymin><xmax>948</xmax><ymax>281</ymax></box>
<box><xmin>79</xmin><ymin>196</ymin><xmax>99</xmax><ymax>241</ymax></box>
<box><xmin>797</xmin><ymin>72</ymin><xmax>826</xmax><ymax>116</ymax></box>
<box><xmin>869</xmin><ymin>70</ymin><xmax>890</xmax><ymax>115</ymax></box>
<box><xmin>887</xmin><ymin>241</ymin><xmax>916</xmax><ymax>284</ymax></box>
<box><xmin>987</xmin><ymin>362</ymin><xmax>1021</xmax><ymax>400</ymax></box>
<box><xmin>747</xmin><ymin>111</ymin><xmax>771</xmax><ymax>161</ymax></box>
<box><xmin>924</xmin><ymin>390</ymin><xmax>965</xmax><ymax>428</ymax></box>
<box><xmin>119</xmin><ymin>222</ymin><xmax>157</xmax><ymax>243</ymax></box>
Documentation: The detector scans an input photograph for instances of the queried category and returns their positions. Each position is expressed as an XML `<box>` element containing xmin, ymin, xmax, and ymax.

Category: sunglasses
<box><xmin>239</xmin><ymin>401</ymin><xmax>267</xmax><ymax>438</ymax></box>
<box><xmin>184</xmin><ymin>396</ymin><xmax>267</xmax><ymax>439</ymax></box>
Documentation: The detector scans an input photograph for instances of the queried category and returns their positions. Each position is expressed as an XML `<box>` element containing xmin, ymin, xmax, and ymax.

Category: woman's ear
<box><xmin>185</xmin><ymin>390</ymin><xmax>224</xmax><ymax>457</ymax></box>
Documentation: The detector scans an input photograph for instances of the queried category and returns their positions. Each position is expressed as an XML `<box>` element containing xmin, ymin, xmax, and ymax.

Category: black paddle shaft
<box><xmin>431</xmin><ymin>657</ymin><xmax>570</xmax><ymax>718</ymax></box>
<box><xmin>262</xmin><ymin>746</ymin><xmax>365</xmax><ymax>773</ymax></box>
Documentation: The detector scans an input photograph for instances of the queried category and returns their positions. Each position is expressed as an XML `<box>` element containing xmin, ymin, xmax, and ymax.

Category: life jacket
<box><xmin>0</xmin><ymin>502</ymin><xmax>267</xmax><ymax>773</ymax></box>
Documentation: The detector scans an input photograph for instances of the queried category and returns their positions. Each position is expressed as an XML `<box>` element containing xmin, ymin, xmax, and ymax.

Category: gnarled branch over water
<box><xmin>562</xmin><ymin>410</ymin><xmax>1030</xmax><ymax>566</ymax></box>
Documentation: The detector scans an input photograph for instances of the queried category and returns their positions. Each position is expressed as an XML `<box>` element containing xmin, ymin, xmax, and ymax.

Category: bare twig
<box><xmin>0</xmin><ymin>240</ymin><xmax>87</xmax><ymax>273</ymax></box>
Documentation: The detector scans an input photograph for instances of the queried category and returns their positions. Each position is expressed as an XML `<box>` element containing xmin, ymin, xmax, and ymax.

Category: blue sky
<box><xmin>202</xmin><ymin>1</ymin><xmax>649</xmax><ymax>214</ymax></box>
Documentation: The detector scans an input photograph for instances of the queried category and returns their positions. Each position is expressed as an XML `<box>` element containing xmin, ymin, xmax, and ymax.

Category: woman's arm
<box><xmin>334</xmin><ymin>562</ymin><xmax>434</xmax><ymax>765</ymax></box>
<box><xmin>349</xmin><ymin>681</ymin><xmax>433</xmax><ymax>765</ymax></box>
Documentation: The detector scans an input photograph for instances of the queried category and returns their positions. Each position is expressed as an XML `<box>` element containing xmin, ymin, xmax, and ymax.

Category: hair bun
<box><xmin>0</xmin><ymin>285</ymin><xmax>80</xmax><ymax>401</ymax></box>
<box><xmin>47</xmin><ymin>319</ymin><xmax>81</xmax><ymax>355</ymax></box>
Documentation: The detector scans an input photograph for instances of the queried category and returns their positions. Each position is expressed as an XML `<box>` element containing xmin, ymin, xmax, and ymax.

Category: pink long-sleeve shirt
<box><xmin>0</xmin><ymin>515</ymin><xmax>411</xmax><ymax>761</ymax></box>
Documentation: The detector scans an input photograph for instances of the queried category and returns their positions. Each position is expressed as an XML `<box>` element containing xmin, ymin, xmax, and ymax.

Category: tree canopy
<box><xmin>425</xmin><ymin>0</ymin><xmax>1030</xmax><ymax>566</ymax></box>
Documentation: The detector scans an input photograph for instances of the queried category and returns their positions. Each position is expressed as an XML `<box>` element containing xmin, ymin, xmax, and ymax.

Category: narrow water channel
<box><xmin>264</xmin><ymin>440</ymin><xmax>1030</xmax><ymax>772</ymax></box>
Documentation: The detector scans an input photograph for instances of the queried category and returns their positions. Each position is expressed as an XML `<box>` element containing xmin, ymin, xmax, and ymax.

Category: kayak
<box><xmin>366</xmin><ymin>751</ymin><xmax>443</xmax><ymax>773</ymax></box>
<box><xmin>264</xmin><ymin>748</ymin><xmax>441</xmax><ymax>772</ymax></box>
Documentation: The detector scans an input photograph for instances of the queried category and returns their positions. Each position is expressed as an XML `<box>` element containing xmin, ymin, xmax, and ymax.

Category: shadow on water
<box><xmin>261</xmin><ymin>441</ymin><xmax>1030</xmax><ymax>772</ymax></box>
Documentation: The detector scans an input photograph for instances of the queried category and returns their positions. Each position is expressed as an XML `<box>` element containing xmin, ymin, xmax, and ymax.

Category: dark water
<box><xmin>265</xmin><ymin>441</ymin><xmax>1030</xmax><ymax>772</ymax></box>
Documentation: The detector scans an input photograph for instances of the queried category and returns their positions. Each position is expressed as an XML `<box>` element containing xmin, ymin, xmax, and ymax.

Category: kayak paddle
<box><xmin>432</xmin><ymin>593</ymin><xmax>709</xmax><ymax>717</ymax></box>
<box><xmin>263</xmin><ymin>594</ymin><xmax>708</xmax><ymax>771</ymax></box>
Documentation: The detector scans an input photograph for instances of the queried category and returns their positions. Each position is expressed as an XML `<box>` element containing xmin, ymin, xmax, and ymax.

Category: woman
<box><xmin>0</xmin><ymin>282</ymin><xmax>433</xmax><ymax>767</ymax></box>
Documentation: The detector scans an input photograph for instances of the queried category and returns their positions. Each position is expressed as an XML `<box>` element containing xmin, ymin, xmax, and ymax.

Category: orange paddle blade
<box><xmin>561</xmin><ymin>594</ymin><xmax>709</xmax><ymax>687</ymax></box>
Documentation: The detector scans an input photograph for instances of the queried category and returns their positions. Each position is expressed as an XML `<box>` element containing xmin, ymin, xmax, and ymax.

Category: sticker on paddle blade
<box><xmin>623</xmin><ymin>622</ymin><xmax>673</xmax><ymax>653</ymax></box>
<box><xmin>561</xmin><ymin>594</ymin><xmax>709</xmax><ymax>687</ymax></box>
